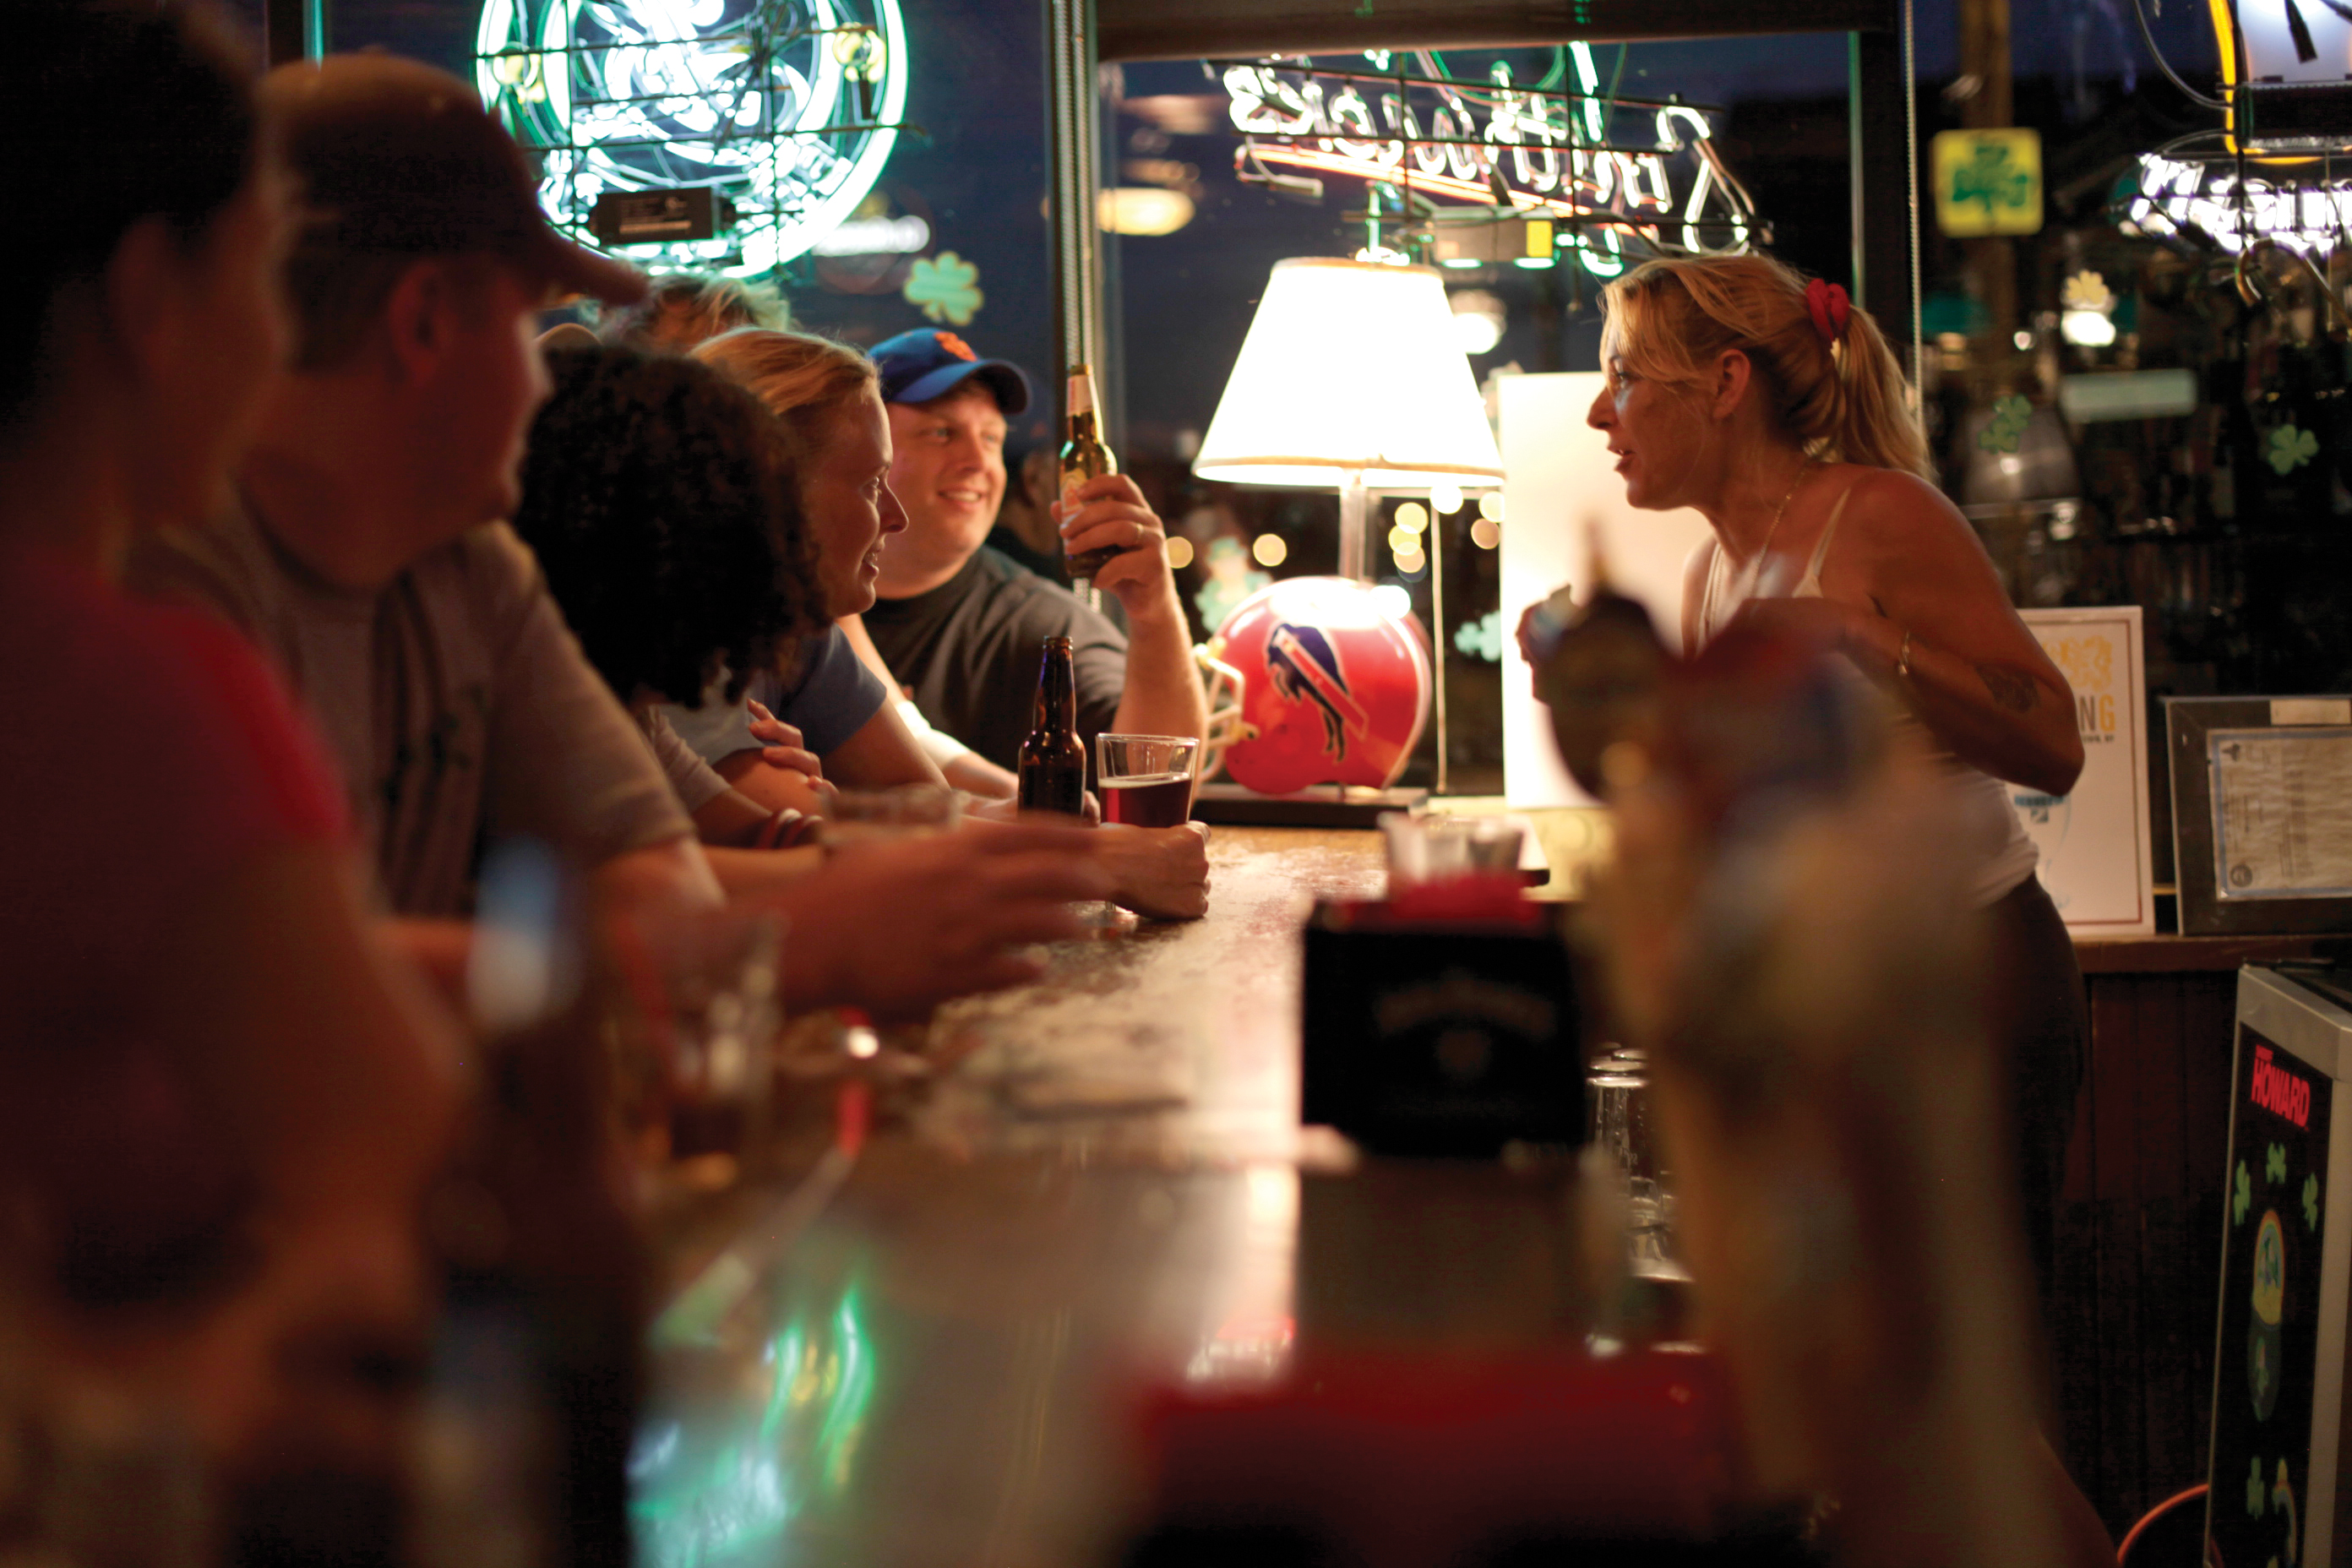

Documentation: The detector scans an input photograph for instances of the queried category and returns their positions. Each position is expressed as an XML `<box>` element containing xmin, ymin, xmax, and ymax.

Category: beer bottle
<box><xmin>1017</xmin><ymin>635</ymin><xmax>1088</xmax><ymax>816</ymax></box>
<box><xmin>1059</xmin><ymin>364</ymin><xmax>1121</xmax><ymax>582</ymax></box>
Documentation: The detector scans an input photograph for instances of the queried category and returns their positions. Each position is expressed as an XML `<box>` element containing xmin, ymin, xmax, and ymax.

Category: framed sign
<box><xmin>2171</xmin><ymin>697</ymin><xmax>2352</xmax><ymax>936</ymax></box>
<box><xmin>2015</xmin><ymin>608</ymin><xmax>2154</xmax><ymax>934</ymax></box>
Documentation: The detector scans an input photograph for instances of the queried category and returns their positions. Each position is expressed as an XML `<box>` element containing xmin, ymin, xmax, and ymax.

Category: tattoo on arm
<box><xmin>1974</xmin><ymin>662</ymin><xmax>2040</xmax><ymax>714</ymax></box>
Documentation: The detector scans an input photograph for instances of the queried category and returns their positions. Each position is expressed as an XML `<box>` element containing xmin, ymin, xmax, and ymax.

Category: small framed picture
<box><xmin>2170</xmin><ymin>696</ymin><xmax>2352</xmax><ymax>936</ymax></box>
<box><xmin>2017</xmin><ymin>607</ymin><xmax>2153</xmax><ymax>935</ymax></box>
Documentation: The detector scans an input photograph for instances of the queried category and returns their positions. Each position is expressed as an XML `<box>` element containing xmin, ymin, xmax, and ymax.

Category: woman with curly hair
<box><xmin>513</xmin><ymin>340</ymin><xmax>1119</xmax><ymax>1004</ymax></box>
<box><xmin>513</xmin><ymin>343</ymin><xmax>832</xmax><ymax>851</ymax></box>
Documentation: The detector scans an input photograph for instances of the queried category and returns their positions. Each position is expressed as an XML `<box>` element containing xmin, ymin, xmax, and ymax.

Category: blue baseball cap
<box><xmin>869</xmin><ymin>328</ymin><xmax>1031</xmax><ymax>416</ymax></box>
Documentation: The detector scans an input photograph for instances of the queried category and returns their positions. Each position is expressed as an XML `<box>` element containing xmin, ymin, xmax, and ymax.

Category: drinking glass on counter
<box><xmin>611</xmin><ymin>908</ymin><xmax>783</xmax><ymax>1166</ymax></box>
<box><xmin>820</xmin><ymin>782</ymin><xmax>963</xmax><ymax>849</ymax></box>
<box><xmin>1095</xmin><ymin>733</ymin><xmax>1199</xmax><ymax>827</ymax></box>
<box><xmin>1587</xmin><ymin>1045</ymin><xmax>1677</xmax><ymax>1271</ymax></box>
<box><xmin>1377</xmin><ymin>811</ymin><xmax>1526</xmax><ymax>890</ymax></box>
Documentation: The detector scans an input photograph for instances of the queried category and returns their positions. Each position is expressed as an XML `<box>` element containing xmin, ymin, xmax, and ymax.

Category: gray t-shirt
<box><xmin>861</xmin><ymin>547</ymin><xmax>1126</xmax><ymax>770</ymax></box>
<box><xmin>130</xmin><ymin>509</ymin><xmax>694</xmax><ymax>917</ymax></box>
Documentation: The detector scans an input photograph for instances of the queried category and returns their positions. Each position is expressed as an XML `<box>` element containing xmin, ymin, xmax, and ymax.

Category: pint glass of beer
<box><xmin>1095</xmin><ymin>733</ymin><xmax>1199</xmax><ymax>827</ymax></box>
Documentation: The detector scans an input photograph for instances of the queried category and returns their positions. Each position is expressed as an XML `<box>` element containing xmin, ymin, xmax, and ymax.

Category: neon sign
<box><xmin>2126</xmin><ymin>152</ymin><xmax>2352</xmax><ymax>254</ymax></box>
<box><xmin>1220</xmin><ymin>48</ymin><xmax>1758</xmax><ymax>279</ymax></box>
<box><xmin>476</xmin><ymin>0</ymin><xmax>910</xmax><ymax>278</ymax></box>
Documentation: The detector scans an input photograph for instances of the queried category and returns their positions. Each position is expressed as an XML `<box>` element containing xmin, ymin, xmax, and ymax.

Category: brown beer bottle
<box><xmin>1059</xmin><ymin>364</ymin><xmax>1121</xmax><ymax>580</ymax></box>
<box><xmin>1017</xmin><ymin>635</ymin><xmax>1088</xmax><ymax>816</ymax></box>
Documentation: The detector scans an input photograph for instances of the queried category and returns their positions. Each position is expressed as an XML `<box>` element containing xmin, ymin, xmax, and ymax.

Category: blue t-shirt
<box><xmin>658</xmin><ymin>626</ymin><xmax>890</xmax><ymax>765</ymax></box>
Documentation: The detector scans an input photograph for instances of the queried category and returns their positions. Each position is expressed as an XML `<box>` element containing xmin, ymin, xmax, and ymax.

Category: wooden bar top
<box><xmin>637</xmin><ymin>825</ymin><xmax>1601</xmax><ymax>1568</ymax></box>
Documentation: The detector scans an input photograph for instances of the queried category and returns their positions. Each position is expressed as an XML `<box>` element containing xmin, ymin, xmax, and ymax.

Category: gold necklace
<box><xmin>1749</xmin><ymin>455</ymin><xmax>1816</xmax><ymax>570</ymax></box>
<box><xmin>1709</xmin><ymin>457</ymin><xmax>1816</xmax><ymax>629</ymax></box>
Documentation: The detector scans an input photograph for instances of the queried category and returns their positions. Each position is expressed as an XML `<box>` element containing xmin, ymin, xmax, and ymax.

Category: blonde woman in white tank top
<box><xmin>1576</xmin><ymin>254</ymin><xmax>2093</xmax><ymax>1362</ymax></box>
<box><xmin>1690</xmin><ymin>474</ymin><xmax>2046</xmax><ymax>910</ymax></box>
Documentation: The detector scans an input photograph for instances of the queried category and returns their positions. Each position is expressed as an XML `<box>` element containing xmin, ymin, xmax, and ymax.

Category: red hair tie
<box><xmin>1805</xmin><ymin>278</ymin><xmax>1852</xmax><ymax>345</ymax></box>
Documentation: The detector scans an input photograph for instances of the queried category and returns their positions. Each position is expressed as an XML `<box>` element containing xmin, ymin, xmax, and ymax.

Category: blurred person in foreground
<box><xmin>0</xmin><ymin>0</ymin><xmax>455</xmax><ymax>1541</ymax></box>
<box><xmin>1566</xmin><ymin>253</ymin><xmax>2085</xmax><ymax>1316</ymax></box>
<box><xmin>597</xmin><ymin>270</ymin><xmax>787</xmax><ymax>352</ymax></box>
<box><xmin>691</xmin><ymin>328</ymin><xmax>1210</xmax><ymax>920</ymax></box>
<box><xmin>1583</xmin><ymin>624</ymin><xmax>2112</xmax><ymax>1568</ymax></box>
<box><xmin>130</xmin><ymin>56</ymin><xmax>1106</xmax><ymax>1011</ymax></box>
<box><xmin>509</xmin><ymin>343</ymin><xmax>1120</xmax><ymax>978</ymax></box>
<box><xmin>857</xmin><ymin>328</ymin><xmax>1208</xmax><ymax>772</ymax></box>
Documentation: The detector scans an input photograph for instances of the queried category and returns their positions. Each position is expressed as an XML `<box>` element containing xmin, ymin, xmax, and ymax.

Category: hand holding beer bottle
<box><xmin>1059</xmin><ymin>366</ymin><xmax>1119</xmax><ymax>584</ymax></box>
<box><xmin>1054</xmin><ymin>366</ymin><xmax>1176</xmax><ymax>613</ymax></box>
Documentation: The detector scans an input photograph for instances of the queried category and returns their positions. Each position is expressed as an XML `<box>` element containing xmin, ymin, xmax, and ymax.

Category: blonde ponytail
<box><xmin>1600</xmin><ymin>254</ymin><xmax>1930</xmax><ymax>480</ymax></box>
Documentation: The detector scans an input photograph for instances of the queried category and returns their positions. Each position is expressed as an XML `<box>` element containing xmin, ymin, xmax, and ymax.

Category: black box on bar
<box><xmin>1301</xmin><ymin>896</ymin><xmax>1587</xmax><ymax>1157</ymax></box>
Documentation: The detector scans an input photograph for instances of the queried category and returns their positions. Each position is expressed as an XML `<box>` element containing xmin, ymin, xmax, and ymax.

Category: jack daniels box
<box><xmin>2206</xmin><ymin>966</ymin><xmax>2352</xmax><ymax>1568</ymax></box>
<box><xmin>1300</xmin><ymin>883</ymin><xmax>1588</xmax><ymax>1158</ymax></box>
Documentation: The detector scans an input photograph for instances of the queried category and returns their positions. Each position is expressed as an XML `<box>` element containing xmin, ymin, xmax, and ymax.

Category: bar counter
<box><xmin>640</xmin><ymin>820</ymin><xmax>2322</xmax><ymax>1549</ymax></box>
<box><xmin>639</xmin><ymin>826</ymin><xmax>1605</xmax><ymax>1568</ymax></box>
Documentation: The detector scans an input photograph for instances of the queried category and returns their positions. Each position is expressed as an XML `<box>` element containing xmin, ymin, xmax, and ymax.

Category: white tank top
<box><xmin>1697</xmin><ymin>482</ymin><xmax>2041</xmax><ymax>910</ymax></box>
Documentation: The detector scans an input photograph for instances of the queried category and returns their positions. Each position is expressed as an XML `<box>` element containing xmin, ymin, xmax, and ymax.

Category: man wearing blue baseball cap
<box><xmin>859</xmin><ymin>329</ymin><xmax>1207</xmax><ymax>772</ymax></box>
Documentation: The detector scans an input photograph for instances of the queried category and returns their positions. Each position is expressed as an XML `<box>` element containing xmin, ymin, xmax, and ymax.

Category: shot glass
<box><xmin>1377</xmin><ymin>811</ymin><xmax>1526</xmax><ymax>890</ymax></box>
<box><xmin>1094</xmin><ymin>733</ymin><xmax>1199</xmax><ymax>828</ymax></box>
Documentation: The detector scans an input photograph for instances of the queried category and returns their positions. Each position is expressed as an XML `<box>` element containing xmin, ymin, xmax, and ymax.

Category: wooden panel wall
<box><xmin>2055</xmin><ymin>970</ymin><xmax>2242</xmax><ymax>1538</ymax></box>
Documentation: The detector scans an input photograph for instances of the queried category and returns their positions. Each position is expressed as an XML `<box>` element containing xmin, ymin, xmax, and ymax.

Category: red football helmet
<box><xmin>1211</xmin><ymin>576</ymin><xmax>1431</xmax><ymax>794</ymax></box>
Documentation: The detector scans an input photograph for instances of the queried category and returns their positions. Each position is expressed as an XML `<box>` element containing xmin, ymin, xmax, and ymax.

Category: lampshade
<box><xmin>1193</xmin><ymin>259</ymin><xmax>1505</xmax><ymax>491</ymax></box>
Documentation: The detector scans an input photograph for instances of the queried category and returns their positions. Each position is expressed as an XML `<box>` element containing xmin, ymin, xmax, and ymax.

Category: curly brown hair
<box><xmin>515</xmin><ymin>345</ymin><xmax>823</xmax><ymax>710</ymax></box>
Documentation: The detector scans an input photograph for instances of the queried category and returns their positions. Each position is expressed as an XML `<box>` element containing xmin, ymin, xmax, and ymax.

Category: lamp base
<box><xmin>1191</xmin><ymin>781</ymin><xmax>1428</xmax><ymax>828</ymax></box>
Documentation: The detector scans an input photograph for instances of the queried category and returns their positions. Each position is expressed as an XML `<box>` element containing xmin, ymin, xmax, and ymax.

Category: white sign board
<box><xmin>2015</xmin><ymin>607</ymin><xmax>2153</xmax><ymax>934</ymax></box>
<box><xmin>1498</xmin><ymin>371</ymin><xmax>1712</xmax><ymax>808</ymax></box>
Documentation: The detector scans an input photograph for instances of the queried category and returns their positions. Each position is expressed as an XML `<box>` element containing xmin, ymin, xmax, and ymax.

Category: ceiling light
<box><xmin>1097</xmin><ymin>187</ymin><xmax>1195</xmax><ymax>237</ymax></box>
<box><xmin>2061</xmin><ymin>309</ymin><xmax>2118</xmax><ymax>347</ymax></box>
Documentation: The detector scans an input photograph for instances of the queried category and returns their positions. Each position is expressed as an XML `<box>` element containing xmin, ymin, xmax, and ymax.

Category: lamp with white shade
<box><xmin>1188</xmin><ymin>258</ymin><xmax>1505</xmax><ymax>809</ymax></box>
<box><xmin>1193</xmin><ymin>258</ymin><xmax>1504</xmax><ymax>581</ymax></box>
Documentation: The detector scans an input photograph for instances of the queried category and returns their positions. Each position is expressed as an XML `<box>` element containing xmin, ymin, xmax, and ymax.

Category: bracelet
<box><xmin>1895</xmin><ymin>627</ymin><xmax>1914</xmax><ymax>681</ymax></box>
<box><xmin>754</xmin><ymin>807</ymin><xmax>806</xmax><ymax>852</ymax></box>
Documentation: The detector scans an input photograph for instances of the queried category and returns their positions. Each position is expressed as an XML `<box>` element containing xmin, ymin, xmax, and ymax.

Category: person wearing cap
<box><xmin>128</xmin><ymin>53</ymin><xmax>719</xmax><ymax>971</ymax></box>
<box><xmin>860</xmin><ymin>329</ymin><xmax>1208</xmax><ymax>773</ymax></box>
